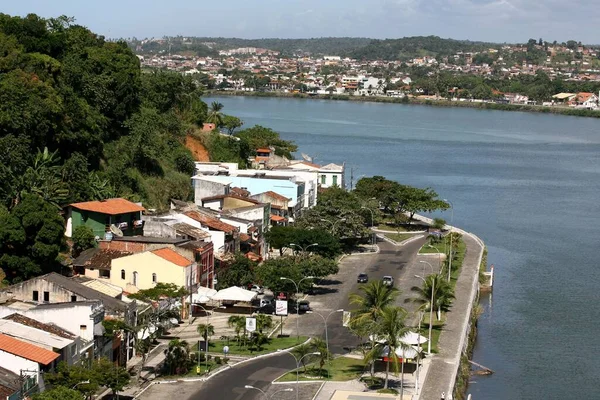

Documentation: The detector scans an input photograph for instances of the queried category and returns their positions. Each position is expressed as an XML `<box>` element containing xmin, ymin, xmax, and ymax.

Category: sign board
<box><xmin>246</xmin><ymin>317</ymin><xmax>256</xmax><ymax>332</ymax></box>
<box><xmin>275</xmin><ymin>300</ymin><xmax>288</xmax><ymax>316</ymax></box>
<box><xmin>223</xmin><ymin>345</ymin><xmax>229</xmax><ymax>355</ymax></box>
<box><xmin>342</xmin><ymin>311</ymin><xmax>352</xmax><ymax>327</ymax></box>
<box><xmin>277</xmin><ymin>292</ymin><xmax>286</xmax><ymax>300</ymax></box>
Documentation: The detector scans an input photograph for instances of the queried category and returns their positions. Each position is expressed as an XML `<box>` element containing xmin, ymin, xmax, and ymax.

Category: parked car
<box><xmin>357</xmin><ymin>273</ymin><xmax>369</xmax><ymax>283</ymax></box>
<box><xmin>249</xmin><ymin>284</ymin><xmax>264</xmax><ymax>294</ymax></box>
<box><xmin>290</xmin><ymin>300</ymin><xmax>311</xmax><ymax>313</ymax></box>
<box><xmin>255</xmin><ymin>303</ymin><xmax>275</xmax><ymax>315</ymax></box>
<box><xmin>382</xmin><ymin>275</ymin><xmax>394</xmax><ymax>286</ymax></box>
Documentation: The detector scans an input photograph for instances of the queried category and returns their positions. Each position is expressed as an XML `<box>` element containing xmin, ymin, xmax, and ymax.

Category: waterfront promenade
<box><xmin>417</xmin><ymin>222</ymin><xmax>485</xmax><ymax>400</ymax></box>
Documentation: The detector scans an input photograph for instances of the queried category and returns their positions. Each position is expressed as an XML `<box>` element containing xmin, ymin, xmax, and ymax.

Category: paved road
<box><xmin>152</xmin><ymin>235</ymin><xmax>432</xmax><ymax>400</ymax></box>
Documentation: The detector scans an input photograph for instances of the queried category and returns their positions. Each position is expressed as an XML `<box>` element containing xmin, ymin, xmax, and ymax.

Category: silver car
<box><xmin>382</xmin><ymin>275</ymin><xmax>394</xmax><ymax>286</ymax></box>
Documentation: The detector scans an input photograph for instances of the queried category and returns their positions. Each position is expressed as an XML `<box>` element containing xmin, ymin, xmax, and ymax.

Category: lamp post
<box><xmin>280</xmin><ymin>276</ymin><xmax>316</xmax><ymax>340</ymax></box>
<box><xmin>244</xmin><ymin>385</ymin><xmax>294</xmax><ymax>400</ymax></box>
<box><xmin>360</xmin><ymin>206</ymin><xmax>375</xmax><ymax>246</ymax></box>
<box><xmin>195</xmin><ymin>303</ymin><xmax>211</xmax><ymax>375</ymax></box>
<box><xmin>320</xmin><ymin>218</ymin><xmax>346</xmax><ymax>235</ymax></box>
<box><xmin>427</xmin><ymin>244</ymin><xmax>443</xmax><ymax>273</ymax></box>
<box><xmin>415</xmin><ymin>310</ymin><xmax>423</xmax><ymax>395</ymax></box>
<box><xmin>308</xmin><ymin>309</ymin><xmax>343</xmax><ymax>368</ymax></box>
<box><xmin>416</xmin><ymin>263</ymin><xmax>435</xmax><ymax>356</ymax></box>
<box><xmin>444</xmin><ymin>199</ymin><xmax>454</xmax><ymax>282</ymax></box>
<box><xmin>279</xmin><ymin>350</ymin><xmax>321</xmax><ymax>400</ymax></box>
<box><xmin>289</xmin><ymin>242</ymin><xmax>319</xmax><ymax>257</ymax></box>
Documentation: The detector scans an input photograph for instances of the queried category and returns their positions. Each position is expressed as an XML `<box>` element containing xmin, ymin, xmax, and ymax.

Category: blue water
<box><xmin>206</xmin><ymin>96</ymin><xmax>600</xmax><ymax>399</ymax></box>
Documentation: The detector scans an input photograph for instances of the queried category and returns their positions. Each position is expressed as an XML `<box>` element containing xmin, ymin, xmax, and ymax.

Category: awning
<box><xmin>369</xmin><ymin>331</ymin><xmax>428</xmax><ymax>346</ymax></box>
<box><xmin>380</xmin><ymin>344</ymin><xmax>421</xmax><ymax>360</ymax></box>
<box><xmin>270</xmin><ymin>214</ymin><xmax>286</xmax><ymax>222</ymax></box>
<box><xmin>212</xmin><ymin>286</ymin><xmax>257</xmax><ymax>302</ymax></box>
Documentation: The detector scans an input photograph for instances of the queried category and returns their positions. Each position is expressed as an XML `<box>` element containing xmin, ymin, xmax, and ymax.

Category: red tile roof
<box><xmin>0</xmin><ymin>333</ymin><xmax>60</xmax><ymax>365</ymax></box>
<box><xmin>239</xmin><ymin>233</ymin><xmax>251</xmax><ymax>242</ymax></box>
<box><xmin>270</xmin><ymin>214</ymin><xmax>286</xmax><ymax>222</ymax></box>
<box><xmin>245</xmin><ymin>252</ymin><xmax>261</xmax><ymax>262</ymax></box>
<box><xmin>151</xmin><ymin>248</ymin><xmax>191</xmax><ymax>267</ymax></box>
<box><xmin>264</xmin><ymin>191</ymin><xmax>291</xmax><ymax>202</ymax></box>
<box><xmin>70</xmin><ymin>198</ymin><xmax>145</xmax><ymax>215</ymax></box>
<box><xmin>184</xmin><ymin>211</ymin><xmax>238</xmax><ymax>234</ymax></box>
<box><xmin>256</xmin><ymin>148</ymin><xmax>271</xmax><ymax>153</ymax></box>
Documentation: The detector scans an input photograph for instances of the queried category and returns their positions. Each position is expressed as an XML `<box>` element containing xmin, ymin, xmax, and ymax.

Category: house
<box><xmin>284</xmin><ymin>161</ymin><xmax>345</xmax><ymax>189</ymax></box>
<box><xmin>184</xmin><ymin>210</ymin><xmax>239</xmax><ymax>254</ymax></box>
<box><xmin>73</xmin><ymin>248</ymin><xmax>132</xmax><ymax>279</ymax></box>
<box><xmin>0</xmin><ymin>318</ymin><xmax>77</xmax><ymax>366</ymax></box>
<box><xmin>0</xmin><ymin>366</ymin><xmax>20</xmax><ymax>400</ymax></box>
<box><xmin>110</xmin><ymin>248</ymin><xmax>196</xmax><ymax>292</ymax></box>
<box><xmin>192</xmin><ymin>176</ymin><xmax>232</xmax><ymax>206</ymax></box>
<box><xmin>0</xmin><ymin>333</ymin><xmax>60</xmax><ymax>394</ymax></box>
<box><xmin>250</xmin><ymin>191</ymin><xmax>291</xmax><ymax>226</ymax></box>
<box><xmin>574</xmin><ymin>92</ymin><xmax>598</xmax><ymax>109</ymax></box>
<box><xmin>65</xmin><ymin>198</ymin><xmax>145</xmax><ymax>239</ymax></box>
<box><xmin>0</xmin><ymin>273</ymin><xmax>138</xmax><ymax>362</ymax></box>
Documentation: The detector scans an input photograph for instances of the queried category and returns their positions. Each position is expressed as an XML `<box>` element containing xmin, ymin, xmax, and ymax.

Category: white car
<box><xmin>382</xmin><ymin>276</ymin><xmax>394</xmax><ymax>286</ymax></box>
<box><xmin>250</xmin><ymin>284</ymin><xmax>264</xmax><ymax>294</ymax></box>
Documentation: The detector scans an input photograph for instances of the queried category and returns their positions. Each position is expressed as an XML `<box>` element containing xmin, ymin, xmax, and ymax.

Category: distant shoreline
<box><xmin>208</xmin><ymin>90</ymin><xmax>600</xmax><ymax>119</ymax></box>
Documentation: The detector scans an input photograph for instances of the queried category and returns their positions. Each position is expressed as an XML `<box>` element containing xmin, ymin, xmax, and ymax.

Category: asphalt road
<box><xmin>181</xmin><ymin>235</ymin><xmax>431</xmax><ymax>400</ymax></box>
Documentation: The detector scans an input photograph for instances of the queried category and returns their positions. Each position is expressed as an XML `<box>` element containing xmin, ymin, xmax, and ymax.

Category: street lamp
<box><xmin>72</xmin><ymin>380</ymin><xmax>90</xmax><ymax>389</ymax></box>
<box><xmin>195</xmin><ymin>303</ymin><xmax>211</xmax><ymax>375</ymax></box>
<box><xmin>308</xmin><ymin>309</ymin><xmax>343</xmax><ymax>368</ymax></box>
<box><xmin>415</xmin><ymin>310</ymin><xmax>424</xmax><ymax>395</ymax></box>
<box><xmin>416</xmin><ymin>269</ymin><xmax>434</xmax><ymax>355</ymax></box>
<box><xmin>443</xmin><ymin>199</ymin><xmax>454</xmax><ymax>282</ymax></box>
<box><xmin>320</xmin><ymin>218</ymin><xmax>346</xmax><ymax>235</ymax></box>
<box><xmin>360</xmin><ymin>206</ymin><xmax>375</xmax><ymax>246</ymax></box>
<box><xmin>289</xmin><ymin>242</ymin><xmax>319</xmax><ymax>256</ymax></box>
<box><xmin>427</xmin><ymin>245</ymin><xmax>443</xmax><ymax>273</ymax></box>
<box><xmin>280</xmin><ymin>276</ymin><xmax>316</xmax><ymax>340</ymax></box>
<box><xmin>244</xmin><ymin>385</ymin><xmax>294</xmax><ymax>400</ymax></box>
<box><xmin>278</xmin><ymin>350</ymin><xmax>321</xmax><ymax>400</ymax></box>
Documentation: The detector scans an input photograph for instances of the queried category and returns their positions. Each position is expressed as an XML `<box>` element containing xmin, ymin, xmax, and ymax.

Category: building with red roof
<box><xmin>66</xmin><ymin>198</ymin><xmax>146</xmax><ymax>239</ymax></box>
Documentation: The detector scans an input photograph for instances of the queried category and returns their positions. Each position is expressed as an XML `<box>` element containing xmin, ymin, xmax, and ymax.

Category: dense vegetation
<box><xmin>349</xmin><ymin>36</ymin><xmax>499</xmax><ymax>61</ymax></box>
<box><xmin>0</xmin><ymin>13</ymin><xmax>209</xmax><ymax>212</ymax></box>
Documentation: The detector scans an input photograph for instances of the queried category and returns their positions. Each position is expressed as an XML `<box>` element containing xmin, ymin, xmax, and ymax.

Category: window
<box><xmin>43</xmin><ymin>291</ymin><xmax>50</xmax><ymax>302</ymax></box>
<box><xmin>99</xmin><ymin>269</ymin><xmax>110</xmax><ymax>279</ymax></box>
<box><xmin>332</xmin><ymin>175</ymin><xmax>338</xmax><ymax>186</ymax></box>
<box><xmin>70</xmin><ymin>344</ymin><xmax>77</xmax><ymax>357</ymax></box>
<box><xmin>152</xmin><ymin>273</ymin><xmax>157</xmax><ymax>283</ymax></box>
<box><xmin>80</xmin><ymin>325</ymin><xmax>87</xmax><ymax>332</ymax></box>
<box><xmin>71</xmin><ymin>295</ymin><xmax>77</xmax><ymax>302</ymax></box>
<box><xmin>121</xmin><ymin>269</ymin><xmax>125</xmax><ymax>280</ymax></box>
<box><xmin>321</xmin><ymin>175</ymin><xmax>326</xmax><ymax>184</ymax></box>
<box><xmin>32</xmin><ymin>291</ymin><xmax>39</xmax><ymax>301</ymax></box>
<box><xmin>132</xmin><ymin>271</ymin><xmax>138</xmax><ymax>286</ymax></box>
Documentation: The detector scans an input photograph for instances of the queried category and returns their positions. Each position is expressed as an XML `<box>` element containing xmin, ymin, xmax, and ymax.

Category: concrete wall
<box><xmin>203</xmin><ymin>199</ymin><xmax>222</xmax><ymax>210</ymax></box>
<box><xmin>222</xmin><ymin>197</ymin><xmax>256</xmax><ymax>210</ymax></box>
<box><xmin>193</xmin><ymin>179</ymin><xmax>230</xmax><ymax>205</ymax></box>
<box><xmin>110</xmin><ymin>252</ymin><xmax>194</xmax><ymax>291</ymax></box>
<box><xmin>2</xmin><ymin>279</ymin><xmax>82</xmax><ymax>304</ymax></box>
<box><xmin>143</xmin><ymin>220</ymin><xmax>177</xmax><ymax>238</ymax></box>
<box><xmin>199</xmin><ymin>176</ymin><xmax>300</xmax><ymax>207</ymax></box>
<box><xmin>0</xmin><ymin>351</ymin><xmax>39</xmax><ymax>381</ymax></box>
<box><xmin>318</xmin><ymin>171</ymin><xmax>344</xmax><ymax>188</ymax></box>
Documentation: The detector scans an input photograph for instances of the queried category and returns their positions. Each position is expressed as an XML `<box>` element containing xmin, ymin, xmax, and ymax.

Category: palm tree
<box><xmin>311</xmin><ymin>337</ymin><xmax>329</xmax><ymax>377</ymax></box>
<box><xmin>350</xmin><ymin>281</ymin><xmax>402</xmax><ymax>375</ymax></box>
<box><xmin>206</xmin><ymin>101</ymin><xmax>224</xmax><ymax>127</ymax></box>
<box><xmin>410</xmin><ymin>274</ymin><xmax>455</xmax><ymax>320</ymax></box>
<box><xmin>365</xmin><ymin>307</ymin><xmax>411</xmax><ymax>390</ymax></box>
<box><xmin>227</xmin><ymin>315</ymin><xmax>245</xmax><ymax>344</ymax></box>
<box><xmin>291</xmin><ymin>343</ymin><xmax>314</xmax><ymax>373</ymax></box>
<box><xmin>163</xmin><ymin>339</ymin><xmax>190</xmax><ymax>375</ymax></box>
<box><xmin>255</xmin><ymin>314</ymin><xmax>273</xmax><ymax>334</ymax></box>
<box><xmin>197</xmin><ymin>323</ymin><xmax>214</xmax><ymax>342</ymax></box>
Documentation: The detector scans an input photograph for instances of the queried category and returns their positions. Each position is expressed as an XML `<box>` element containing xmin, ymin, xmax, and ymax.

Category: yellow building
<box><xmin>110</xmin><ymin>248</ymin><xmax>196</xmax><ymax>293</ymax></box>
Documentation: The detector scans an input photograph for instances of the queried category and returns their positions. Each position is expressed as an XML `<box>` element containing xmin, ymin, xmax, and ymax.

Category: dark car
<box><xmin>290</xmin><ymin>300</ymin><xmax>310</xmax><ymax>313</ymax></box>
<box><xmin>255</xmin><ymin>303</ymin><xmax>275</xmax><ymax>315</ymax></box>
<box><xmin>357</xmin><ymin>273</ymin><xmax>369</xmax><ymax>283</ymax></box>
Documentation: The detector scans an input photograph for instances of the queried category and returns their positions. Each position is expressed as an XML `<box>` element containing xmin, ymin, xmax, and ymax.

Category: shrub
<box><xmin>215</xmin><ymin>356</ymin><xmax>222</xmax><ymax>365</ymax></box>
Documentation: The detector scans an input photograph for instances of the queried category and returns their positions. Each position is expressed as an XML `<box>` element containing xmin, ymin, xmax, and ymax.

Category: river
<box><xmin>206</xmin><ymin>96</ymin><xmax>600</xmax><ymax>399</ymax></box>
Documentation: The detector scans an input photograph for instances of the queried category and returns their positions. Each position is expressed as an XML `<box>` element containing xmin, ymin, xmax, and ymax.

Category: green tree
<box><xmin>215</xmin><ymin>254</ymin><xmax>257</xmax><ymax>290</ymax></box>
<box><xmin>432</xmin><ymin>218</ymin><xmax>446</xmax><ymax>230</ymax></box>
<box><xmin>311</xmin><ymin>337</ymin><xmax>330</xmax><ymax>375</ymax></box>
<box><xmin>410</xmin><ymin>273</ymin><xmax>454</xmax><ymax>320</ymax></box>
<box><xmin>93</xmin><ymin>357</ymin><xmax>130</xmax><ymax>397</ymax></box>
<box><xmin>72</xmin><ymin>225</ymin><xmax>96</xmax><ymax>257</ymax></box>
<box><xmin>206</xmin><ymin>101</ymin><xmax>224</xmax><ymax>126</ymax></box>
<box><xmin>291</xmin><ymin>342</ymin><xmax>315</xmax><ymax>372</ymax></box>
<box><xmin>265</xmin><ymin>226</ymin><xmax>341</xmax><ymax>258</ymax></box>
<box><xmin>33</xmin><ymin>386</ymin><xmax>83</xmax><ymax>400</ymax></box>
<box><xmin>235</xmin><ymin>125</ymin><xmax>298</xmax><ymax>159</ymax></box>
<box><xmin>44</xmin><ymin>361</ymin><xmax>99</xmax><ymax>399</ymax></box>
<box><xmin>365</xmin><ymin>307</ymin><xmax>411</xmax><ymax>389</ymax></box>
<box><xmin>221</xmin><ymin>115</ymin><xmax>243</xmax><ymax>135</ymax></box>
<box><xmin>349</xmin><ymin>280</ymin><xmax>401</xmax><ymax>325</ymax></box>
<box><xmin>255</xmin><ymin>314</ymin><xmax>273</xmax><ymax>333</ymax></box>
<box><xmin>0</xmin><ymin>194</ymin><xmax>64</xmax><ymax>283</ymax></box>
<box><xmin>163</xmin><ymin>339</ymin><xmax>191</xmax><ymax>375</ymax></box>
<box><xmin>227</xmin><ymin>315</ymin><xmax>246</xmax><ymax>344</ymax></box>
<box><xmin>197</xmin><ymin>323</ymin><xmax>215</xmax><ymax>342</ymax></box>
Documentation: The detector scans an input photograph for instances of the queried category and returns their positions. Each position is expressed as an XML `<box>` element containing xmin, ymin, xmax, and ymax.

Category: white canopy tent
<box><xmin>187</xmin><ymin>286</ymin><xmax>218</xmax><ymax>304</ymax></box>
<box><xmin>380</xmin><ymin>345</ymin><xmax>421</xmax><ymax>360</ymax></box>
<box><xmin>212</xmin><ymin>286</ymin><xmax>257</xmax><ymax>302</ymax></box>
<box><xmin>369</xmin><ymin>331</ymin><xmax>428</xmax><ymax>346</ymax></box>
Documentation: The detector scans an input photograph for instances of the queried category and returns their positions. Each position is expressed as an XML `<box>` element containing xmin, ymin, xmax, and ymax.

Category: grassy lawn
<box><xmin>376</xmin><ymin>223</ymin><xmax>407</xmax><ymax>232</ymax></box>
<box><xmin>418</xmin><ymin>244</ymin><xmax>445</xmax><ymax>254</ymax></box>
<box><xmin>384</xmin><ymin>233</ymin><xmax>415</xmax><ymax>243</ymax></box>
<box><xmin>159</xmin><ymin>361</ymin><xmax>219</xmax><ymax>379</ymax></box>
<box><xmin>419</xmin><ymin>314</ymin><xmax>445</xmax><ymax>354</ymax></box>
<box><xmin>195</xmin><ymin>336</ymin><xmax>308</xmax><ymax>356</ymax></box>
<box><xmin>277</xmin><ymin>356</ymin><xmax>366</xmax><ymax>382</ymax></box>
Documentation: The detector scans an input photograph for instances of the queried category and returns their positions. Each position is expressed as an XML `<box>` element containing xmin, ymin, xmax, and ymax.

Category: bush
<box><xmin>215</xmin><ymin>356</ymin><xmax>222</xmax><ymax>365</ymax></box>
<box><xmin>72</xmin><ymin>225</ymin><xmax>96</xmax><ymax>257</ymax></box>
<box><xmin>223</xmin><ymin>357</ymin><xmax>229</xmax><ymax>364</ymax></box>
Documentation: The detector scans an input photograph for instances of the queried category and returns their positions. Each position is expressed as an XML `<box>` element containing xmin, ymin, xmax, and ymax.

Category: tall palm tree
<box><xmin>197</xmin><ymin>323</ymin><xmax>214</xmax><ymax>342</ymax></box>
<box><xmin>206</xmin><ymin>101</ymin><xmax>224</xmax><ymax>127</ymax></box>
<box><xmin>227</xmin><ymin>315</ymin><xmax>245</xmax><ymax>344</ymax></box>
<box><xmin>255</xmin><ymin>314</ymin><xmax>273</xmax><ymax>333</ymax></box>
<box><xmin>311</xmin><ymin>337</ymin><xmax>330</xmax><ymax>376</ymax></box>
<box><xmin>366</xmin><ymin>307</ymin><xmax>411</xmax><ymax>390</ymax></box>
<box><xmin>349</xmin><ymin>280</ymin><xmax>400</xmax><ymax>324</ymax></box>
<box><xmin>410</xmin><ymin>274</ymin><xmax>455</xmax><ymax>320</ymax></box>
<box><xmin>292</xmin><ymin>343</ymin><xmax>315</xmax><ymax>373</ymax></box>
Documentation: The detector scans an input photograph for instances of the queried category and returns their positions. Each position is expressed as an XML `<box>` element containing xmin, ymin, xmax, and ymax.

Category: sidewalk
<box><xmin>417</xmin><ymin>229</ymin><xmax>484</xmax><ymax>400</ymax></box>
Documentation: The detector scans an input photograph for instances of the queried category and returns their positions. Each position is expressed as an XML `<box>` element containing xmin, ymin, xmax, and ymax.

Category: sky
<box><xmin>4</xmin><ymin>0</ymin><xmax>599</xmax><ymax>44</ymax></box>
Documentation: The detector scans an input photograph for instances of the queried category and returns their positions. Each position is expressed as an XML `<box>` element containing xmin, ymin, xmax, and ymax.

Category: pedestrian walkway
<box><xmin>417</xmin><ymin>230</ymin><xmax>484</xmax><ymax>400</ymax></box>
